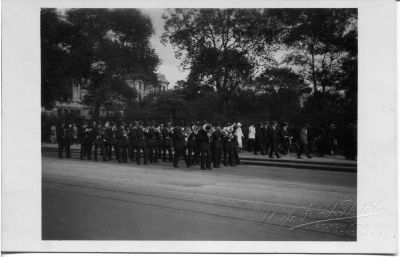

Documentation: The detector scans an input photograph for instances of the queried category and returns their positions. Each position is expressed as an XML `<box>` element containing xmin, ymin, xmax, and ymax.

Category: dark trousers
<box><xmin>233</xmin><ymin>146</ymin><xmax>240</xmax><ymax>164</ymax></box>
<box><xmin>247</xmin><ymin>139</ymin><xmax>255</xmax><ymax>152</ymax></box>
<box><xmin>212</xmin><ymin>148</ymin><xmax>223</xmax><ymax>167</ymax></box>
<box><xmin>94</xmin><ymin>144</ymin><xmax>106</xmax><ymax>161</ymax></box>
<box><xmin>148</xmin><ymin>145</ymin><xmax>157</xmax><ymax>163</ymax></box>
<box><xmin>187</xmin><ymin>147</ymin><xmax>197</xmax><ymax>164</ymax></box>
<box><xmin>162</xmin><ymin>144</ymin><xmax>173</xmax><ymax>162</ymax></box>
<box><xmin>80</xmin><ymin>142</ymin><xmax>86</xmax><ymax>159</ymax></box>
<box><xmin>105</xmin><ymin>143</ymin><xmax>112</xmax><ymax>160</ymax></box>
<box><xmin>129</xmin><ymin>144</ymin><xmax>136</xmax><ymax>161</ymax></box>
<box><xmin>87</xmin><ymin>142</ymin><xmax>93</xmax><ymax>159</ymax></box>
<box><xmin>58</xmin><ymin>140</ymin><xmax>64</xmax><ymax>158</ymax></box>
<box><xmin>223</xmin><ymin>145</ymin><xmax>234</xmax><ymax>166</ymax></box>
<box><xmin>173</xmin><ymin>148</ymin><xmax>189</xmax><ymax>168</ymax></box>
<box><xmin>297</xmin><ymin>142</ymin><xmax>311</xmax><ymax>158</ymax></box>
<box><xmin>201</xmin><ymin>148</ymin><xmax>212</xmax><ymax>169</ymax></box>
<box><xmin>114</xmin><ymin>143</ymin><xmax>121</xmax><ymax>161</ymax></box>
<box><xmin>120</xmin><ymin>145</ymin><xmax>128</xmax><ymax>163</ymax></box>
<box><xmin>265</xmin><ymin>139</ymin><xmax>271</xmax><ymax>155</ymax></box>
<box><xmin>136</xmin><ymin>145</ymin><xmax>148</xmax><ymax>164</ymax></box>
<box><xmin>269</xmin><ymin>141</ymin><xmax>280</xmax><ymax>158</ymax></box>
<box><xmin>254</xmin><ymin>140</ymin><xmax>265</xmax><ymax>155</ymax></box>
<box><xmin>63</xmin><ymin>140</ymin><xmax>71</xmax><ymax>158</ymax></box>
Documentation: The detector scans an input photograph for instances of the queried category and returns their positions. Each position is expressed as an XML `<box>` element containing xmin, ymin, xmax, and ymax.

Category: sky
<box><xmin>141</xmin><ymin>9</ymin><xmax>189</xmax><ymax>89</ymax></box>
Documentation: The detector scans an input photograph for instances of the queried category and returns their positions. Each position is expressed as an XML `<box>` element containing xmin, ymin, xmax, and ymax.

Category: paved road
<box><xmin>42</xmin><ymin>156</ymin><xmax>356</xmax><ymax>240</ymax></box>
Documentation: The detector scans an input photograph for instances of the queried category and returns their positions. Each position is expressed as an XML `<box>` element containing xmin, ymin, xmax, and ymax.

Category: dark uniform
<box><xmin>135</xmin><ymin>127</ymin><xmax>148</xmax><ymax>165</ymax></box>
<box><xmin>87</xmin><ymin>124</ymin><xmax>97</xmax><ymax>160</ymax></box>
<box><xmin>268</xmin><ymin>124</ymin><xmax>281</xmax><ymax>158</ymax></box>
<box><xmin>223</xmin><ymin>130</ymin><xmax>235</xmax><ymax>166</ymax></box>
<box><xmin>278</xmin><ymin>125</ymin><xmax>290</xmax><ymax>155</ymax></box>
<box><xmin>57</xmin><ymin>124</ymin><xmax>65</xmax><ymax>158</ymax></box>
<box><xmin>93</xmin><ymin>128</ymin><xmax>106</xmax><ymax>161</ymax></box>
<box><xmin>297</xmin><ymin>126</ymin><xmax>312</xmax><ymax>159</ymax></box>
<box><xmin>187</xmin><ymin>130</ymin><xmax>197</xmax><ymax>165</ymax></box>
<box><xmin>104</xmin><ymin>125</ymin><xmax>113</xmax><ymax>160</ymax></box>
<box><xmin>211</xmin><ymin>129</ymin><xmax>223</xmax><ymax>168</ymax></box>
<box><xmin>254</xmin><ymin>124</ymin><xmax>265</xmax><ymax>155</ymax></box>
<box><xmin>120</xmin><ymin>128</ymin><xmax>129</xmax><ymax>163</ymax></box>
<box><xmin>198</xmin><ymin>128</ymin><xmax>212</xmax><ymax>170</ymax></box>
<box><xmin>146</xmin><ymin>127</ymin><xmax>158</xmax><ymax>163</ymax></box>
<box><xmin>263</xmin><ymin>123</ymin><xmax>271</xmax><ymax>155</ymax></box>
<box><xmin>128</xmin><ymin>126</ymin><xmax>137</xmax><ymax>161</ymax></box>
<box><xmin>155</xmin><ymin>128</ymin><xmax>162</xmax><ymax>162</ymax></box>
<box><xmin>161</xmin><ymin>127</ymin><xmax>173</xmax><ymax>162</ymax></box>
<box><xmin>172</xmin><ymin>127</ymin><xmax>189</xmax><ymax>168</ymax></box>
<box><xmin>114</xmin><ymin>127</ymin><xmax>123</xmax><ymax>163</ymax></box>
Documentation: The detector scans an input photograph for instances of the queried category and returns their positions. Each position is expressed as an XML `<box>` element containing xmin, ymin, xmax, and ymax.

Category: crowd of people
<box><xmin>50</xmin><ymin>119</ymin><xmax>357</xmax><ymax>170</ymax></box>
<box><xmin>53</xmin><ymin>121</ymin><xmax>244</xmax><ymax>170</ymax></box>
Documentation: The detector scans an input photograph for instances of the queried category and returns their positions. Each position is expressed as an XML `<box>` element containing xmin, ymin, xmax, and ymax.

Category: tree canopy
<box><xmin>41</xmin><ymin>8</ymin><xmax>160</xmax><ymax>118</ymax></box>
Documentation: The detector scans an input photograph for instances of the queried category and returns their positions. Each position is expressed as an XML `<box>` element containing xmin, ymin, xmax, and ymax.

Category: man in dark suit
<box><xmin>57</xmin><ymin>123</ymin><xmax>65</xmax><ymax>158</ymax></box>
<box><xmin>264</xmin><ymin>121</ymin><xmax>271</xmax><ymax>155</ymax></box>
<box><xmin>268</xmin><ymin>121</ymin><xmax>281</xmax><ymax>158</ymax></box>
<box><xmin>297</xmin><ymin>124</ymin><xmax>312</xmax><ymax>159</ymax></box>
<box><xmin>104</xmin><ymin>122</ymin><xmax>113</xmax><ymax>160</ymax></box>
<box><xmin>254</xmin><ymin>122</ymin><xmax>265</xmax><ymax>155</ymax></box>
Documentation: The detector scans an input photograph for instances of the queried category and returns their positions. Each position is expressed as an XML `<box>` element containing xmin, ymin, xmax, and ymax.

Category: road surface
<box><xmin>42</xmin><ymin>156</ymin><xmax>356</xmax><ymax>240</ymax></box>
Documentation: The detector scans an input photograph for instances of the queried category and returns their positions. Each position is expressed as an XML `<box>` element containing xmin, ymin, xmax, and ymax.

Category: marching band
<box><xmin>58</xmin><ymin>121</ymin><xmax>242</xmax><ymax>170</ymax></box>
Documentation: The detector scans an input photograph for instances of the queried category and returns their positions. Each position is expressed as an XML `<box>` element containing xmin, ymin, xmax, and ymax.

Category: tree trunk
<box><xmin>310</xmin><ymin>44</ymin><xmax>318</xmax><ymax>93</ymax></box>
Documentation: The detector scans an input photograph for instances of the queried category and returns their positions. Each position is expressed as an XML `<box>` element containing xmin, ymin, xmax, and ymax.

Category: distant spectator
<box><xmin>50</xmin><ymin>124</ymin><xmax>57</xmax><ymax>144</ymax></box>
<box><xmin>328</xmin><ymin>122</ymin><xmax>338</xmax><ymax>156</ymax></box>
<box><xmin>235</xmin><ymin>122</ymin><xmax>244</xmax><ymax>151</ymax></box>
<box><xmin>248</xmin><ymin>124</ymin><xmax>256</xmax><ymax>152</ymax></box>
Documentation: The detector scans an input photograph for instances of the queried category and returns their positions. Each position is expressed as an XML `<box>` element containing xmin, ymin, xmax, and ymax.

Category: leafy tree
<box><xmin>41</xmin><ymin>9</ymin><xmax>89</xmax><ymax>108</ymax></box>
<box><xmin>41</xmin><ymin>9</ymin><xmax>160</xmax><ymax>118</ymax></box>
<box><xmin>162</xmin><ymin>9</ymin><xmax>281</xmax><ymax>115</ymax></box>
<box><xmin>274</xmin><ymin>9</ymin><xmax>357</xmax><ymax>94</ymax></box>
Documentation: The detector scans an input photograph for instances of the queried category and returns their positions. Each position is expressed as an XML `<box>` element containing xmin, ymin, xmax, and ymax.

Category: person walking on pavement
<box><xmin>268</xmin><ymin>121</ymin><xmax>281</xmax><ymax>159</ymax></box>
<box><xmin>50</xmin><ymin>124</ymin><xmax>57</xmax><ymax>144</ymax></box>
<box><xmin>297</xmin><ymin>124</ymin><xmax>312</xmax><ymax>159</ymax></box>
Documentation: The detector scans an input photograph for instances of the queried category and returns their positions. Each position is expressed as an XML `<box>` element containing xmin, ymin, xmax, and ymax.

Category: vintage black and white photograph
<box><xmin>2</xmin><ymin>0</ymin><xmax>399</xmax><ymax>253</ymax></box>
<box><xmin>40</xmin><ymin>7</ymin><xmax>359</xmax><ymax>241</ymax></box>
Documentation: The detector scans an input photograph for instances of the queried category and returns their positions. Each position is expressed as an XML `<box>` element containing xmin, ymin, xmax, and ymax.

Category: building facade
<box><xmin>43</xmin><ymin>73</ymin><xmax>169</xmax><ymax>119</ymax></box>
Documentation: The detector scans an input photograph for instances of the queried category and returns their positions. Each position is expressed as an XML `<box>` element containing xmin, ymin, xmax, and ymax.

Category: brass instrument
<box><xmin>221</xmin><ymin>128</ymin><xmax>234</xmax><ymax>140</ymax></box>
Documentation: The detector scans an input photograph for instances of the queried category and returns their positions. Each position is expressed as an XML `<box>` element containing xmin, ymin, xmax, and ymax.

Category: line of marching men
<box><xmin>57</xmin><ymin>121</ymin><xmax>241</xmax><ymax>170</ymax></box>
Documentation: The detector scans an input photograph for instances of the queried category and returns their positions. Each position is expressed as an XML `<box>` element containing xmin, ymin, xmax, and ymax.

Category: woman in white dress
<box><xmin>235</xmin><ymin>122</ymin><xmax>244</xmax><ymax>150</ymax></box>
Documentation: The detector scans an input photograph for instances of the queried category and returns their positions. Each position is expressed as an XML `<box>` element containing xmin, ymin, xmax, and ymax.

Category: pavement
<box><xmin>42</xmin><ymin>143</ymin><xmax>357</xmax><ymax>172</ymax></box>
<box><xmin>42</xmin><ymin>156</ymin><xmax>357</xmax><ymax>240</ymax></box>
